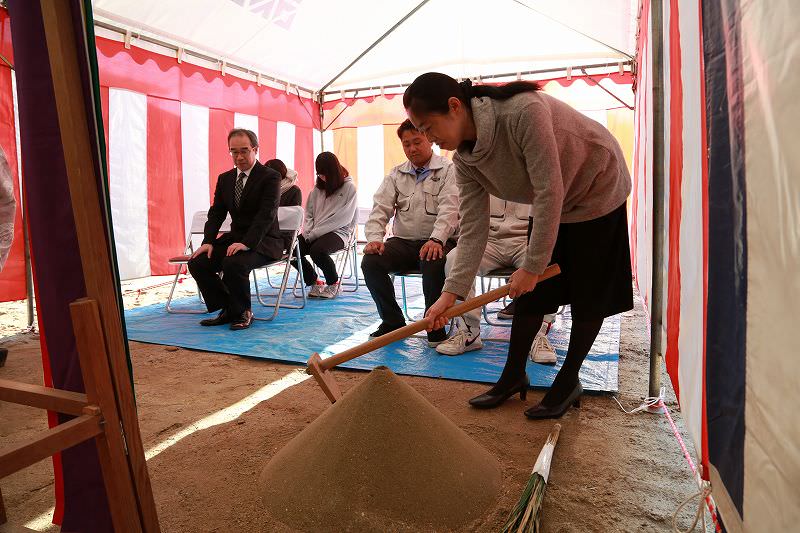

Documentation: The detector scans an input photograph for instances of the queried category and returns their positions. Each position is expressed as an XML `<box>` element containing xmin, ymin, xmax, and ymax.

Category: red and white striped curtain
<box><xmin>95</xmin><ymin>37</ymin><xmax>319</xmax><ymax>280</ymax></box>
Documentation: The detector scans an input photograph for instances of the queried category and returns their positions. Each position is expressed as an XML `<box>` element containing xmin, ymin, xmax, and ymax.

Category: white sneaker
<box><xmin>317</xmin><ymin>283</ymin><xmax>340</xmax><ymax>299</ymax></box>
<box><xmin>529</xmin><ymin>323</ymin><xmax>557</xmax><ymax>364</ymax></box>
<box><xmin>436</xmin><ymin>329</ymin><xmax>483</xmax><ymax>356</ymax></box>
<box><xmin>308</xmin><ymin>282</ymin><xmax>324</xmax><ymax>298</ymax></box>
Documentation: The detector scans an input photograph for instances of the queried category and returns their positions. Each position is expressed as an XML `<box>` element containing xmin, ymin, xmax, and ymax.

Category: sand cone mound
<box><xmin>258</xmin><ymin>366</ymin><xmax>502</xmax><ymax>532</ymax></box>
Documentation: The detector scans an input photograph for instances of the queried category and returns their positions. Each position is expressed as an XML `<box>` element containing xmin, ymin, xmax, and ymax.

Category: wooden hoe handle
<box><xmin>318</xmin><ymin>263</ymin><xmax>561</xmax><ymax>372</ymax></box>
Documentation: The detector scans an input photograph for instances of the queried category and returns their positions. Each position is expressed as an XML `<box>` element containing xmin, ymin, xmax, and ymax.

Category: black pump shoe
<box><xmin>469</xmin><ymin>374</ymin><xmax>529</xmax><ymax>409</ymax></box>
<box><xmin>524</xmin><ymin>381</ymin><xmax>583</xmax><ymax>420</ymax></box>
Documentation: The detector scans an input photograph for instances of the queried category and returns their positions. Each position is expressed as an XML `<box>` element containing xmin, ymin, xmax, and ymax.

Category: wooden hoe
<box><xmin>307</xmin><ymin>264</ymin><xmax>561</xmax><ymax>402</ymax></box>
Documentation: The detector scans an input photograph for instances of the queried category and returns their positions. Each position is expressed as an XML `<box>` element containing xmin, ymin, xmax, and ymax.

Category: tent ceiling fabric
<box><xmin>92</xmin><ymin>0</ymin><xmax>637</xmax><ymax>92</ymax></box>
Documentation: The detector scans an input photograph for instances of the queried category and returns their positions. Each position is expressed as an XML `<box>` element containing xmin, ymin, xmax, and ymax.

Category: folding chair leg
<box><xmin>480</xmin><ymin>275</ymin><xmax>512</xmax><ymax>327</ymax></box>
<box><xmin>400</xmin><ymin>276</ymin><xmax>415</xmax><ymax>322</ymax></box>
<box><xmin>254</xmin><ymin>264</ymin><xmax>290</xmax><ymax>322</ymax></box>
<box><xmin>254</xmin><ymin>240</ymin><xmax>307</xmax><ymax>320</ymax></box>
<box><xmin>341</xmin><ymin>243</ymin><xmax>360</xmax><ymax>293</ymax></box>
<box><xmin>165</xmin><ymin>265</ymin><xmax>207</xmax><ymax>314</ymax></box>
<box><xmin>265</xmin><ymin>267</ymin><xmax>279</xmax><ymax>289</ymax></box>
<box><xmin>342</xmin><ymin>243</ymin><xmax>360</xmax><ymax>286</ymax></box>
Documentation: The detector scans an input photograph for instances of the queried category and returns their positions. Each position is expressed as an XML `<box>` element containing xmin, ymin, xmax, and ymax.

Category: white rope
<box><xmin>672</xmin><ymin>485</ymin><xmax>712</xmax><ymax>533</ymax></box>
<box><xmin>612</xmin><ymin>389</ymin><xmax>717</xmax><ymax>532</ymax></box>
<box><xmin>611</xmin><ymin>386</ymin><xmax>664</xmax><ymax>414</ymax></box>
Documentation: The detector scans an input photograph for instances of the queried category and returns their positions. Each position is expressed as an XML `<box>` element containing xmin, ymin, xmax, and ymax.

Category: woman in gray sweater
<box><xmin>292</xmin><ymin>152</ymin><xmax>357</xmax><ymax>299</ymax></box>
<box><xmin>404</xmin><ymin>73</ymin><xmax>633</xmax><ymax>419</ymax></box>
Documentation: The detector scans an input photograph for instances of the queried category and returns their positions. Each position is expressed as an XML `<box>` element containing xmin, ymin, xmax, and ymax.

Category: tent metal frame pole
<box><xmin>320</xmin><ymin>60</ymin><xmax>633</xmax><ymax>101</ymax></box>
<box><xmin>510</xmin><ymin>0</ymin><xmax>634</xmax><ymax>60</ymax></box>
<box><xmin>318</xmin><ymin>0</ymin><xmax>431</xmax><ymax>94</ymax></box>
<box><xmin>93</xmin><ymin>20</ymin><xmax>316</xmax><ymax>96</ymax></box>
<box><xmin>649</xmin><ymin>0</ymin><xmax>665</xmax><ymax>400</ymax></box>
<box><xmin>317</xmin><ymin>93</ymin><xmax>325</xmax><ymax>151</ymax></box>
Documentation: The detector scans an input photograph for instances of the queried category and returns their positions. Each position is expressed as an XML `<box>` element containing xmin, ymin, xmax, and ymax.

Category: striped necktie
<box><xmin>234</xmin><ymin>172</ymin><xmax>245</xmax><ymax>209</ymax></box>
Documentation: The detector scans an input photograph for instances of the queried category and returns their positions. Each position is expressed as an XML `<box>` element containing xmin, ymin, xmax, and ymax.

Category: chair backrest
<box><xmin>189</xmin><ymin>210</ymin><xmax>209</xmax><ymax>234</ymax></box>
<box><xmin>189</xmin><ymin>211</ymin><xmax>233</xmax><ymax>234</ymax></box>
<box><xmin>277</xmin><ymin>205</ymin><xmax>304</xmax><ymax>232</ymax></box>
<box><xmin>219</xmin><ymin>215</ymin><xmax>233</xmax><ymax>232</ymax></box>
<box><xmin>356</xmin><ymin>206</ymin><xmax>371</xmax><ymax>225</ymax></box>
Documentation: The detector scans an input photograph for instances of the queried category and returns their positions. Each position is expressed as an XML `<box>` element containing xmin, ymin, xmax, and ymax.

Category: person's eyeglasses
<box><xmin>229</xmin><ymin>148</ymin><xmax>254</xmax><ymax>156</ymax></box>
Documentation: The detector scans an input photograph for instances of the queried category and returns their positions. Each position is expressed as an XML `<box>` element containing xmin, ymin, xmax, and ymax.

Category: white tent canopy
<box><xmin>92</xmin><ymin>0</ymin><xmax>637</xmax><ymax>95</ymax></box>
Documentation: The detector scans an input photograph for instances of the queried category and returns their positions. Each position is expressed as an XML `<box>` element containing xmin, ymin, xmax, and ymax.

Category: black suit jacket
<box><xmin>203</xmin><ymin>161</ymin><xmax>283</xmax><ymax>259</ymax></box>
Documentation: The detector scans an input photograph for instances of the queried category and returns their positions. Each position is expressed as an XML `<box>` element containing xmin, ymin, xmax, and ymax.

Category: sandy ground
<box><xmin>0</xmin><ymin>275</ymin><xmax>714</xmax><ymax>532</ymax></box>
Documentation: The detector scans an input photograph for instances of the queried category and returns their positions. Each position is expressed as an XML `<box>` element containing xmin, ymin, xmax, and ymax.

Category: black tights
<box><xmin>495</xmin><ymin>311</ymin><xmax>604</xmax><ymax>406</ymax></box>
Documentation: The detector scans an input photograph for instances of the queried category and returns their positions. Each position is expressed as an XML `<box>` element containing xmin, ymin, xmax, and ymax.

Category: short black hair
<box><xmin>227</xmin><ymin>128</ymin><xmax>259</xmax><ymax>148</ymax></box>
<box><xmin>265</xmin><ymin>159</ymin><xmax>288</xmax><ymax>179</ymax></box>
<box><xmin>396</xmin><ymin>119</ymin><xmax>421</xmax><ymax>139</ymax></box>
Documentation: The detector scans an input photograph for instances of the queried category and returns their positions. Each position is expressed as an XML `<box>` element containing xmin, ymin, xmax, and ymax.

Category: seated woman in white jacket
<box><xmin>292</xmin><ymin>151</ymin><xmax>357</xmax><ymax>298</ymax></box>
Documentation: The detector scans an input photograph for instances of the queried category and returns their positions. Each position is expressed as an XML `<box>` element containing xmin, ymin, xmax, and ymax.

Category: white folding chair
<box><xmin>479</xmin><ymin>267</ymin><xmax>515</xmax><ymax>327</ymax></box>
<box><xmin>340</xmin><ymin>207</ymin><xmax>371</xmax><ymax>289</ymax></box>
<box><xmin>392</xmin><ymin>270</ymin><xmax>423</xmax><ymax>322</ymax></box>
<box><xmin>335</xmin><ymin>223</ymin><xmax>360</xmax><ymax>294</ymax></box>
<box><xmin>252</xmin><ymin>206</ymin><xmax>307</xmax><ymax>321</ymax></box>
<box><xmin>165</xmin><ymin>211</ymin><xmax>232</xmax><ymax>313</ymax></box>
<box><xmin>479</xmin><ymin>268</ymin><xmax>563</xmax><ymax>335</ymax></box>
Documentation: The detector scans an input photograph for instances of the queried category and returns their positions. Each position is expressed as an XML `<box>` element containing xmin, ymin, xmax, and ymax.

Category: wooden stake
<box><xmin>71</xmin><ymin>298</ymin><xmax>144</xmax><ymax>533</ymax></box>
<box><xmin>307</xmin><ymin>264</ymin><xmax>561</xmax><ymax>402</ymax></box>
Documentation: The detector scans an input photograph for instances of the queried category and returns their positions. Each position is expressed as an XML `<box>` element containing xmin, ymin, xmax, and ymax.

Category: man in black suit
<box><xmin>187</xmin><ymin>128</ymin><xmax>282</xmax><ymax>330</ymax></box>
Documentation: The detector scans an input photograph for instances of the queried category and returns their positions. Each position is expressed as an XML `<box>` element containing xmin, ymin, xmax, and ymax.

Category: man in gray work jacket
<box><xmin>361</xmin><ymin>119</ymin><xmax>459</xmax><ymax>346</ymax></box>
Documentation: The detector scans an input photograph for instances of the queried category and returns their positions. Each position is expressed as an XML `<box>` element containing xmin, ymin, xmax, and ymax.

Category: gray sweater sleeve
<box><xmin>442</xmin><ymin>161</ymin><xmax>490</xmax><ymax>299</ymax></box>
<box><xmin>303</xmin><ymin>190</ymin><xmax>316</xmax><ymax>235</ymax></box>
<box><xmin>305</xmin><ymin>181</ymin><xmax>358</xmax><ymax>241</ymax></box>
<box><xmin>514</xmin><ymin>102</ymin><xmax>564</xmax><ymax>275</ymax></box>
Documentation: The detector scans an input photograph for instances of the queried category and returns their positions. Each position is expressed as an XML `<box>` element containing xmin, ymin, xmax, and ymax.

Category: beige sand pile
<box><xmin>258</xmin><ymin>366</ymin><xmax>502</xmax><ymax>532</ymax></box>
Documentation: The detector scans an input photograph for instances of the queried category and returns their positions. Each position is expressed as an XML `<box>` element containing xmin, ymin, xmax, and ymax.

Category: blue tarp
<box><xmin>124</xmin><ymin>276</ymin><xmax>619</xmax><ymax>392</ymax></box>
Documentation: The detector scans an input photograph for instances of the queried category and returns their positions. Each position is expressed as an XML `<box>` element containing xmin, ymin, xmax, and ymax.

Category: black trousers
<box><xmin>292</xmin><ymin>232</ymin><xmax>345</xmax><ymax>286</ymax></box>
<box><xmin>187</xmin><ymin>234</ymin><xmax>274</xmax><ymax>316</ymax></box>
<box><xmin>361</xmin><ymin>237</ymin><xmax>455</xmax><ymax>326</ymax></box>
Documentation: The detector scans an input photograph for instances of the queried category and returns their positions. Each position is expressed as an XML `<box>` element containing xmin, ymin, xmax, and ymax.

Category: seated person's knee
<box><xmin>187</xmin><ymin>254</ymin><xmax>206</xmax><ymax>273</ymax></box>
<box><xmin>221</xmin><ymin>256</ymin><xmax>248</xmax><ymax>275</ymax></box>
<box><xmin>420</xmin><ymin>256</ymin><xmax>446</xmax><ymax>272</ymax></box>
<box><xmin>361</xmin><ymin>253</ymin><xmax>380</xmax><ymax>273</ymax></box>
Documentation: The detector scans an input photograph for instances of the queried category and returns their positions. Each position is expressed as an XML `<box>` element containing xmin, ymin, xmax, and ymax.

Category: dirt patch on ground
<box><xmin>0</xmin><ymin>277</ymin><xmax>709</xmax><ymax>532</ymax></box>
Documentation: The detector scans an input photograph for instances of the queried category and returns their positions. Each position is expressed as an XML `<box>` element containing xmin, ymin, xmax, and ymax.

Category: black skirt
<box><xmin>515</xmin><ymin>202</ymin><xmax>634</xmax><ymax>321</ymax></box>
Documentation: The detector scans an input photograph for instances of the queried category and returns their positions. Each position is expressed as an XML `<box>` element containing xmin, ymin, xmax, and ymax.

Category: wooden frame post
<box><xmin>71</xmin><ymin>298</ymin><xmax>146</xmax><ymax>532</ymax></box>
<box><xmin>37</xmin><ymin>1</ymin><xmax>160</xmax><ymax>530</ymax></box>
<box><xmin>0</xmin><ymin>299</ymin><xmax>147</xmax><ymax>531</ymax></box>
